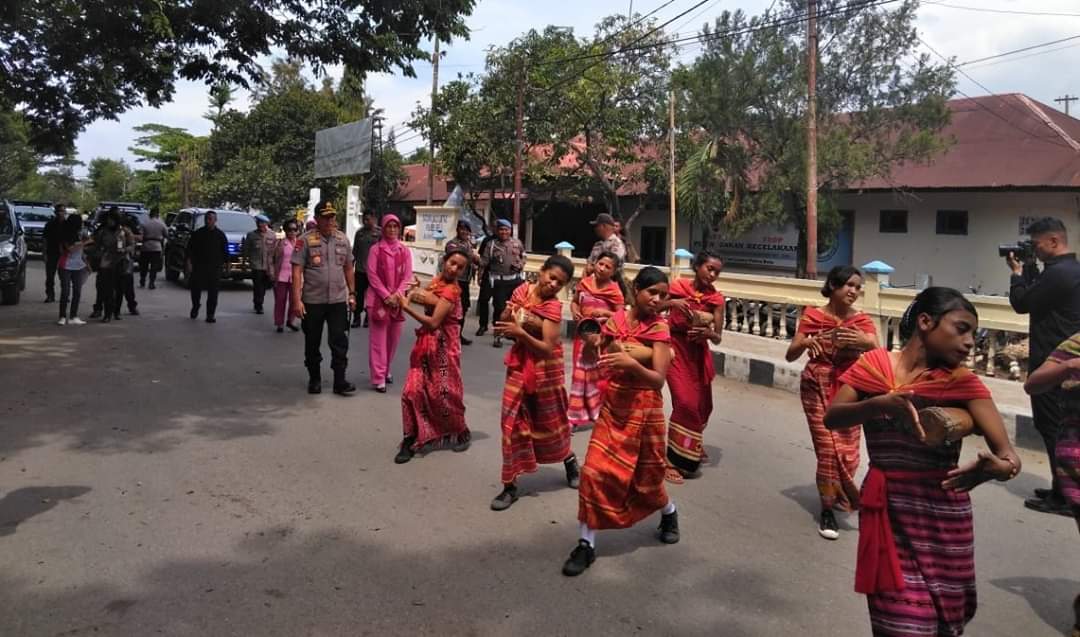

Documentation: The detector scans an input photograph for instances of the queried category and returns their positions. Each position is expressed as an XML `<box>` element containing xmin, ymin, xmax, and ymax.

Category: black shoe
<box><xmin>333</xmin><ymin>381</ymin><xmax>357</xmax><ymax>396</ymax></box>
<box><xmin>562</xmin><ymin>540</ymin><xmax>596</xmax><ymax>577</ymax></box>
<box><xmin>374</xmin><ymin>384</ymin><xmax>387</xmax><ymax>393</ymax></box>
<box><xmin>451</xmin><ymin>435</ymin><xmax>471</xmax><ymax>453</ymax></box>
<box><xmin>386</xmin><ymin>374</ymin><xmax>393</xmax><ymax>385</ymax></box>
<box><xmin>351</xmin><ymin>320</ymin><xmax>363</xmax><ymax>328</ymax></box>
<box><xmin>287</xmin><ymin>323</ymin><xmax>300</xmax><ymax>332</ymax></box>
<box><xmin>476</xmin><ymin>326</ymin><xmax>487</xmax><ymax>337</ymax></box>
<box><xmin>460</xmin><ymin>336</ymin><xmax>473</xmax><ymax>346</ymax></box>
<box><xmin>818</xmin><ymin>510</ymin><xmax>840</xmax><ymax>540</ymax></box>
<box><xmin>148</xmin><ymin>282</ymin><xmax>156</xmax><ymax>290</ymax></box>
<box><xmin>206</xmin><ymin>317</ymin><xmax>216</xmax><ymax>323</ymax></box>
<box><xmin>564</xmin><ymin>455</ymin><xmax>580</xmax><ymax>489</ymax></box>
<box><xmin>139</xmin><ymin>281</ymin><xmax>145</xmax><ymax>288</ymax></box>
<box><xmin>1024</xmin><ymin>495</ymin><xmax>1073</xmax><ymax>517</ymax></box>
<box><xmin>112</xmin><ymin>313</ymin><xmax>122</xmax><ymax>321</ymax></box>
<box><xmin>1034</xmin><ymin>487</ymin><xmax>1053</xmax><ymax>500</ymax></box>
<box><xmin>276</xmin><ymin>326</ymin><xmax>284</xmax><ymax>333</ymax></box>
<box><xmin>255</xmin><ymin>308</ymin><xmax>264</xmax><ymax>315</ymax></box>
<box><xmin>490</xmin><ymin>485</ymin><xmax>519</xmax><ymax>511</ymax></box>
<box><xmin>658</xmin><ymin>510</ymin><xmax>680</xmax><ymax>544</ymax></box>
<box><xmin>362</xmin><ymin>316</ymin><xmax>369</xmax><ymax>328</ymax></box>
<box><xmin>308</xmin><ymin>379</ymin><xmax>322</xmax><ymax>394</ymax></box>
<box><xmin>129</xmin><ymin>308</ymin><xmax>139</xmax><ymax>316</ymax></box>
<box><xmin>190</xmin><ymin>306</ymin><xmax>199</xmax><ymax>319</ymax></box>
<box><xmin>44</xmin><ymin>296</ymin><xmax>54</xmax><ymax>303</ymax></box>
<box><xmin>493</xmin><ymin>336</ymin><xmax>503</xmax><ymax>348</ymax></box>
<box><xmin>90</xmin><ymin>309</ymin><xmax>102</xmax><ymax>319</ymax></box>
<box><xmin>101</xmin><ymin>315</ymin><xmax>111</xmax><ymax>323</ymax></box>
<box><xmin>394</xmin><ymin>442</ymin><xmax>415</xmax><ymax>465</ymax></box>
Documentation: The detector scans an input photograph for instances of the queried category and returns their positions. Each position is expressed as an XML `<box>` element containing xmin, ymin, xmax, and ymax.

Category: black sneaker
<box><xmin>562</xmin><ymin>540</ymin><xmax>596</xmax><ymax>577</ymax></box>
<box><xmin>493</xmin><ymin>336</ymin><xmax>503</xmax><ymax>348</ymax></box>
<box><xmin>44</xmin><ymin>296</ymin><xmax>54</xmax><ymax>303</ymax></box>
<box><xmin>564</xmin><ymin>455</ymin><xmax>580</xmax><ymax>489</ymax></box>
<box><xmin>90</xmin><ymin>309</ymin><xmax>102</xmax><ymax>319</ymax></box>
<box><xmin>333</xmin><ymin>381</ymin><xmax>357</xmax><ymax>396</ymax></box>
<box><xmin>490</xmin><ymin>485</ymin><xmax>519</xmax><ymax>511</ymax></box>
<box><xmin>1034</xmin><ymin>487</ymin><xmax>1053</xmax><ymax>500</ymax></box>
<box><xmin>308</xmin><ymin>379</ymin><xmax>322</xmax><ymax>394</ymax></box>
<box><xmin>255</xmin><ymin>308</ymin><xmax>264</xmax><ymax>315</ymax></box>
<box><xmin>206</xmin><ymin>317</ymin><xmax>216</xmax><ymax>323</ymax></box>
<box><xmin>394</xmin><ymin>443</ymin><xmax>415</xmax><ymax>465</ymax></box>
<box><xmin>190</xmin><ymin>306</ymin><xmax>199</xmax><ymax>319</ymax></box>
<box><xmin>658</xmin><ymin>510</ymin><xmax>680</xmax><ymax>544</ymax></box>
<box><xmin>818</xmin><ymin>510</ymin><xmax>840</xmax><ymax>540</ymax></box>
<box><xmin>460</xmin><ymin>336</ymin><xmax>473</xmax><ymax>346</ymax></box>
<box><xmin>451</xmin><ymin>434</ymin><xmax>471</xmax><ymax>453</ymax></box>
<box><xmin>1024</xmin><ymin>495</ymin><xmax>1074</xmax><ymax>517</ymax></box>
<box><xmin>276</xmin><ymin>326</ymin><xmax>284</xmax><ymax>333</ymax></box>
<box><xmin>476</xmin><ymin>326</ymin><xmax>487</xmax><ymax>337</ymax></box>
<box><xmin>148</xmin><ymin>282</ymin><xmax>156</xmax><ymax>290</ymax></box>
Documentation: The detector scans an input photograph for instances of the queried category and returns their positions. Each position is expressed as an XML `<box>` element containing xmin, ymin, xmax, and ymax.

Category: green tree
<box><xmin>675</xmin><ymin>1</ymin><xmax>954</xmax><ymax>274</ymax></box>
<box><xmin>1</xmin><ymin>0</ymin><xmax>476</xmax><ymax>154</ymax></box>
<box><xmin>0</xmin><ymin>110</ymin><xmax>37</xmax><ymax>194</ymax></box>
<box><xmin>205</xmin><ymin>83</ymin><xmax>235</xmax><ymax>127</ymax></box>
<box><xmin>87</xmin><ymin>158</ymin><xmax>134</xmax><ymax>202</ymax></box>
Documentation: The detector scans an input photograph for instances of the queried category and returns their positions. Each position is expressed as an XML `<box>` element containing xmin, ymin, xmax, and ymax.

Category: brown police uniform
<box><xmin>293</xmin><ymin>228</ymin><xmax>354</xmax><ymax>388</ymax></box>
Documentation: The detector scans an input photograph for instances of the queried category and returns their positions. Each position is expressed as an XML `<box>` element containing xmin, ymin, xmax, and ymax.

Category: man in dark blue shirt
<box><xmin>1009</xmin><ymin>217</ymin><xmax>1080</xmax><ymax>516</ymax></box>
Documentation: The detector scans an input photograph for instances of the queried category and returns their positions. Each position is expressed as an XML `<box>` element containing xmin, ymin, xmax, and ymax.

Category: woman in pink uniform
<box><xmin>271</xmin><ymin>219</ymin><xmax>301</xmax><ymax>333</ymax></box>
<box><xmin>365</xmin><ymin>215</ymin><xmax>413</xmax><ymax>393</ymax></box>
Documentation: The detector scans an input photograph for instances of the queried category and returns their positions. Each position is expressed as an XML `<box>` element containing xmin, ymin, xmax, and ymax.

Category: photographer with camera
<box><xmin>1007</xmin><ymin>217</ymin><xmax>1080</xmax><ymax>516</ymax></box>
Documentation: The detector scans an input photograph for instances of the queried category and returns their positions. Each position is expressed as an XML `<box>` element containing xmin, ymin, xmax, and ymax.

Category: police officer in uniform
<box><xmin>291</xmin><ymin>201</ymin><xmax>357</xmax><ymax>395</ymax></box>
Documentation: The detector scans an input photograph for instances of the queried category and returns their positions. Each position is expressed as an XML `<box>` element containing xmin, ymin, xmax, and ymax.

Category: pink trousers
<box><xmin>273</xmin><ymin>281</ymin><xmax>293</xmax><ymax>327</ymax></box>
<box><xmin>368</xmin><ymin>316</ymin><xmax>403</xmax><ymax>386</ymax></box>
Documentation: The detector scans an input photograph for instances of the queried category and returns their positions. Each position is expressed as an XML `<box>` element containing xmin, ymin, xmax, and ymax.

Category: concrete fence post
<box><xmin>673</xmin><ymin>248</ymin><xmax>694</xmax><ymax>280</ymax></box>
<box><xmin>861</xmin><ymin>260</ymin><xmax>895</xmax><ymax>340</ymax></box>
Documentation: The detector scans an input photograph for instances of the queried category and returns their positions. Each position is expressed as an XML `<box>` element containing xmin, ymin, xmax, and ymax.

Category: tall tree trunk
<box><xmin>621</xmin><ymin>197</ymin><xmax>644</xmax><ymax>264</ymax></box>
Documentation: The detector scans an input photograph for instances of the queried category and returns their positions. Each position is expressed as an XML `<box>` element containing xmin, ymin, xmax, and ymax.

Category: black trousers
<box><xmin>476</xmin><ymin>275</ymin><xmax>493</xmax><ymax>328</ymax></box>
<box><xmin>353</xmin><ymin>271</ymin><xmax>370</xmax><ymax>323</ymax></box>
<box><xmin>303</xmin><ymin>302</ymin><xmax>349</xmax><ymax>377</ymax></box>
<box><xmin>45</xmin><ymin>252</ymin><xmax>60</xmax><ymax>299</ymax></box>
<box><xmin>115</xmin><ymin>271</ymin><xmax>136</xmax><ymax>314</ymax></box>
<box><xmin>95</xmin><ymin>267</ymin><xmax>119</xmax><ymax>317</ymax></box>
<box><xmin>252</xmin><ymin>269</ymin><xmax>271</xmax><ymax>311</ymax></box>
<box><xmin>491</xmin><ymin>278</ymin><xmax>522</xmax><ymax>325</ymax></box>
<box><xmin>190</xmin><ymin>269</ymin><xmax>221</xmax><ymax>318</ymax></box>
<box><xmin>1031</xmin><ymin>389</ymin><xmax>1065</xmax><ymax>497</ymax></box>
<box><xmin>139</xmin><ymin>251</ymin><xmax>163</xmax><ymax>285</ymax></box>
<box><xmin>457</xmin><ymin>280</ymin><xmax>471</xmax><ymax>330</ymax></box>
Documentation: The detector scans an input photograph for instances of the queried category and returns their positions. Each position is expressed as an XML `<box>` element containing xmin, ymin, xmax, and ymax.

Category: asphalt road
<box><xmin>0</xmin><ymin>260</ymin><xmax>1076</xmax><ymax>637</ymax></box>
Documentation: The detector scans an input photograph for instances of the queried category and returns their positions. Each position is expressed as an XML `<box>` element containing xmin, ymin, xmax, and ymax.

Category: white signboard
<box><xmin>714</xmin><ymin>226</ymin><xmax>801</xmax><ymax>269</ymax></box>
<box><xmin>409</xmin><ymin>246</ymin><xmax>440</xmax><ymax>277</ymax></box>
<box><xmin>416</xmin><ymin>209</ymin><xmax>454</xmax><ymax>243</ymax></box>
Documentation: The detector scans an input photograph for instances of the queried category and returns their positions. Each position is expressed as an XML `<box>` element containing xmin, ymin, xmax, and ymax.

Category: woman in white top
<box><xmin>58</xmin><ymin>214</ymin><xmax>92</xmax><ymax>325</ymax></box>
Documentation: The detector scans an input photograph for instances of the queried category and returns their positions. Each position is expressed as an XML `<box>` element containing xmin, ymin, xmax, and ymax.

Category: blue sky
<box><xmin>74</xmin><ymin>0</ymin><xmax>1080</xmax><ymax>175</ymax></box>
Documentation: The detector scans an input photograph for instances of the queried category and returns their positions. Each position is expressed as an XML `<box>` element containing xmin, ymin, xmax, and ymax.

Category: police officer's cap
<box><xmin>315</xmin><ymin>200</ymin><xmax>337</xmax><ymax>217</ymax></box>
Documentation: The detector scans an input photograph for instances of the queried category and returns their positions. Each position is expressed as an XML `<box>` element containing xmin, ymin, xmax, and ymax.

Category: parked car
<box><xmin>0</xmin><ymin>200</ymin><xmax>28</xmax><ymax>305</ymax></box>
<box><xmin>9</xmin><ymin>199</ymin><xmax>54</xmax><ymax>254</ymax></box>
<box><xmin>164</xmin><ymin>208</ymin><xmax>257</xmax><ymax>285</ymax></box>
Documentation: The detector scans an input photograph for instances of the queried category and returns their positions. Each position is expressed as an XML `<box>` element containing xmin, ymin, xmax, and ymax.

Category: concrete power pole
<box><xmin>669</xmin><ymin>89</ymin><xmax>677</xmax><ymax>268</ymax></box>
<box><xmin>427</xmin><ymin>39</ymin><xmax>440</xmax><ymax>206</ymax></box>
<box><xmin>805</xmin><ymin>0</ymin><xmax>819</xmax><ymax>279</ymax></box>
<box><xmin>1056</xmin><ymin>94</ymin><xmax>1078</xmax><ymax>116</ymax></box>
<box><xmin>513</xmin><ymin>61</ymin><xmax>526</xmax><ymax>230</ymax></box>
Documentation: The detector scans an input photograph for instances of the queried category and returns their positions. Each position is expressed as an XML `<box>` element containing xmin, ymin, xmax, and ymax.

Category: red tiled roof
<box><xmin>852</xmin><ymin>94</ymin><xmax>1080</xmax><ymax>190</ymax></box>
<box><xmin>398</xmin><ymin>163</ymin><xmax>451</xmax><ymax>204</ymax></box>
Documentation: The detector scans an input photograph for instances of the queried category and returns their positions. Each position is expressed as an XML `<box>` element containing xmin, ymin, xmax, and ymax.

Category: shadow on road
<box><xmin>991</xmin><ymin>576</ymin><xmax>1078</xmax><ymax>634</ymax></box>
<box><xmin>0</xmin><ymin>486</ymin><xmax>91</xmax><ymax>537</ymax></box>
<box><xmin>0</xmin><ymin>521</ymin><xmax>783</xmax><ymax>636</ymax></box>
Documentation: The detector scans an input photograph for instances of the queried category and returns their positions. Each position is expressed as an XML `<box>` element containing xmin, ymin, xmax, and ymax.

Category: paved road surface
<box><xmin>0</xmin><ymin>261</ymin><xmax>1075</xmax><ymax>636</ymax></box>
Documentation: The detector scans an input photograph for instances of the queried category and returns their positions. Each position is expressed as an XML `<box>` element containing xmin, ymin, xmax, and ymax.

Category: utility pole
<box><xmin>669</xmin><ymin>89</ymin><xmax>677</xmax><ymax>268</ymax></box>
<box><xmin>427</xmin><ymin>39</ymin><xmax>440</xmax><ymax>205</ymax></box>
<box><xmin>513</xmin><ymin>61</ymin><xmax>526</xmax><ymax>231</ymax></box>
<box><xmin>1056</xmin><ymin>94</ymin><xmax>1078</xmax><ymax>116</ymax></box>
<box><xmin>805</xmin><ymin>0</ymin><xmax>819</xmax><ymax>279</ymax></box>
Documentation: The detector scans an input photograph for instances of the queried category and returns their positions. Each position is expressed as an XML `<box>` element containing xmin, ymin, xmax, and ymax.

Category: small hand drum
<box><xmin>917</xmin><ymin>406</ymin><xmax>975</xmax><ymax>447</ymax></box>
<box><xmin>513</xmin><ymin>307</ymin><xmax>544</xmax><ymax>337</ymax></box>
<box><xmin>690</xmin><ymin>310</ymin><xmax>715</xmax><ymax>329</ymax></box>
<box><xmin>607</xmin><ymin>339</ymin><xmax>653</xmax><ymax>365</ymax></box>
<box><xmin>577</xmin><ymin>319</ymin><xmax>603</xmax><ymax>364</ymax></box>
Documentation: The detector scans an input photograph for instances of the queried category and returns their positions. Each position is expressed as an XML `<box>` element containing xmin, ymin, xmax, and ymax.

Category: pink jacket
<box><xmin>365</xmin><ymin>216</ymin><xmax>412</xmax><ymax>321</ymax></box>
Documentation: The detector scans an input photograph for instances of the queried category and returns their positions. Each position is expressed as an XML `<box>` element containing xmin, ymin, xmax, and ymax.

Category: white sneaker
<box><xmin>57</xmin><ymin>317</ymin><xmax>67</xmax><ymax>326</ymax></box>
<box><xmin>68</xmin><ymin>317</ymin><xmax>86</xmax><ymax>325</ymax></box>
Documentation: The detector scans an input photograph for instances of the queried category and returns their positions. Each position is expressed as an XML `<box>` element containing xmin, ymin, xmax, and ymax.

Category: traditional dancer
<box><xmin>825</xmin><ymin>287</ymin><xmax>1020</xmax><ymax>637</ymax></box>
<box><xmin>366</xmin><ymin>215</ymin><xmax>413</xmax><ymax>393</ymax></box>
<box><xmin>393</xmin><ymin>248</ymin><xmax>472</xmax><ymax>464</ymax></box>
<box><xmin>664</xmin><ymin>250</ymin><xmax>725</xmax><ymax>483</ymax></box>
<box><xmin>568</xmin><ymin>251</ymin><xmax>624</xmax><ymax>431</ymax></box>
<box><xmin>564</xmin><ymin>267</ymin><xmax>677</xmax><ymax>577</ymax></box>
<box><xmin>490</xmin><ymin>255</ymin><xmax>579</xmax><ymax>511</ymax></box>
<box><xmin>785</xmin><ymin>265</ymin><xmax>877</xmax><ymax>539</ymax></box>
<box><xmin>1024</xmin><ymin>332</ymin><xmax>1080</xmax><ymax>637</ymax></box>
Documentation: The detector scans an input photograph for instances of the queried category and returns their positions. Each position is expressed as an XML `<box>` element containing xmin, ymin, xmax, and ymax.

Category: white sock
<box><xmin>579</xmin><ymin>522</ymin><xmax>596</xmax><ymax>548</ymax></box>
<box><xmin>662</xmin><ymin>500</ymin><xmax>676</xmax><ymax>515</ymax></box>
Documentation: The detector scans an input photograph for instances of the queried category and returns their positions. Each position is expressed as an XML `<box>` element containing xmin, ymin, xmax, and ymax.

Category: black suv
<box><xmin>91</xmin><ymin>202</ymin><xmax>149</xmax><ymax>230</ymax></box>
<box><xmin>0</xmin><ymin>200</ymin><xmax>29</xmax><ymax>304</ymax></box>
<box><xmin>164</xmin><ymin>208</ymin><xmax>257</xmax><ymax>285</ymax></box>
<box><xmin>9</xmin><ymin>200</ymin><xmax>54</xmax><ymax>254</ymax></box>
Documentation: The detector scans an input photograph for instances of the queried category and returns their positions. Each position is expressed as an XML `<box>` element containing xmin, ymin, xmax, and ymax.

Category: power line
<box><xmin>917</xmin><ymin>36</ymin><xmax>1076</xmax><ymax>150</ymax></box>
<box><xmin>963</xmin><ymin>41</ymin><xmax>1080</xmax><ymax>71</ymax></box>
<box><xmin>922</xmin><ymin>1</ymin><xmax>1080</xmax><ymax>18</ymax></box>
<box><xmin>957</xmin><ymin>33</ymin><xmax>1080</xmax><ymax>67</ymax></box>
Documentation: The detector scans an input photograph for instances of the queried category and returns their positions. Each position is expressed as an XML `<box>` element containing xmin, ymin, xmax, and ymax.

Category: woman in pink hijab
<box><xmin>366</xmin><ymin>215</ymin><xmax>413</xmax><ymax>392</ymax></box>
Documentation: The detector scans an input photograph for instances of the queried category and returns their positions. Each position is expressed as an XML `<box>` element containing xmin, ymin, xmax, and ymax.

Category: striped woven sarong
<box><xmin>801</xmin><ymin>363</ymin><xmax>862</xmax><ymax>511</ymax></box>
<box><xmin>1058</xmin><ymin>425</ymin><xmax>1080</xmax><ymax>510</ymax></box>
<box><xmin>567</xmin><ymin>338</ymin><xmax>603</xmax><ymax>427</ymax></box>
<box><xmin>500</xmin><ymin>344</ymin><xmax>571</xmax><ymax>484</ymax></box>
<box><xmin>578</xmin><ymin>380</ymin><xmax>668</xmax><ymax>530</ymax></box>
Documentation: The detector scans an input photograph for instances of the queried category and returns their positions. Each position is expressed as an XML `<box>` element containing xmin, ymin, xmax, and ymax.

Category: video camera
<box><xmin>998</xmin><ymin>239</ymin><xmax>1034</xmax><ymax>261</ymax></box>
